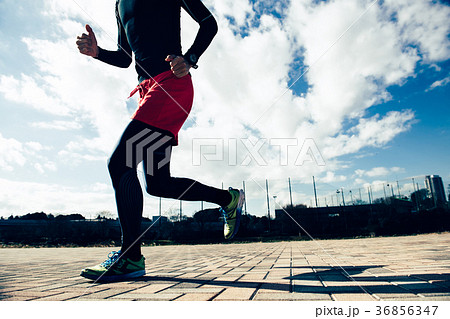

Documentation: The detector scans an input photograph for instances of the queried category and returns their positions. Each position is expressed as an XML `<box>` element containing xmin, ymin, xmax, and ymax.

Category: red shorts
<box><xmin>129</xmin><ymin>70</ymin><xmax>194</xmax><ymax>145</ymax></box>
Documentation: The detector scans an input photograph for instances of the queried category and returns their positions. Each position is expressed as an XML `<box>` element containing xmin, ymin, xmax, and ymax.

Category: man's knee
<box><xmin>107</xmin><ymin>155</ymin><xmax>119</xmax><ymax>177</ymax></box>
<box><xmin>108</xmin><ymin>153</ymin><xmax>131</xmax><ymax>189</ymax></box>
<box><xmin>146</xmin><ymin>180</ymin><xmax>160</xmax><ymax>196</ymax></box>
<box><xmin>145</xmin><ymin>176</ymin><xmax>169</xmax><ymax>197</ymax></box>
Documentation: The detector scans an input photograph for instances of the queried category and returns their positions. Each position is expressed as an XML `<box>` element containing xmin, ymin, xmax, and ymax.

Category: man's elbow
<box><xmin>118</xmin><ymin>54</ymin><xmax>133</xmax><ymax>68</ymax></box>
<box><xmin>209</xmin><ymin>17</ymin><xmax>218</xmax><ymax>37</ymax></box>
<box><xmin>119</xmin><ymin>60</ymin><xmax>133</xmax><ymax>68</ymax></box>
<box><xmin>202</xmin><ymin>16</ymin><xmax>218</xmax><ymax>37</ymax></box>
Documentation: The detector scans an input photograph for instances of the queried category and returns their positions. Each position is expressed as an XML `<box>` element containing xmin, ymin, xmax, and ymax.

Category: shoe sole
<box><xmin>80</xmin><ymin>270</ymin><xmax>146</xmax><ymax>282</ymax></box>
<box><xmin>226</xmin><ymin>189</ymin><xmax>245</xmax><ymax>240</ymax></box>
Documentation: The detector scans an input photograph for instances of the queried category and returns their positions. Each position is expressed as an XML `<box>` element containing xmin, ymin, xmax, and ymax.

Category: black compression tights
<box><xmin>108</xmin><ymin>120</ymin><xmax>231</xmax><ymax>260</ymax></box>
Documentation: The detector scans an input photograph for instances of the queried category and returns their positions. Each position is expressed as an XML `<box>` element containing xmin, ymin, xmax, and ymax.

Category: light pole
<box><xmin>349</xmin><ymin>190</ymin><xmax>354</xmax><ymax>205</ymax></box>
<box><xmin>243</xmin><ymin>180</ymin><xmax>247</xmax><ymax>215</ymax></box>
<box><xmin>288</xmin><ymin>178</ymin><xmax>293</xmax><ymax>208</ymax></box>
<box><xmin>312</xmin><ymin>176</ymin><xmax>318</xmax><ymax>208</ymax></box>
<box><xmin>336</xmin><ymin>188</ymin><xmax>345</xmax><ymax>206</ymax></box>
<box><xmin>387</xmin><ymin>183</ymin><xmax>394</xmax><ymax>198</ymax></box>
<box><xmin>159</xmin><ymin>197</ymin><xmax>162</xmax><ymax>229</ymax></box>
<box><xmin>266</xmin><ymin>179</ymin><xmax>270</xmax><ymax>232</ymax></box>
<box><xmin>342</xmin><ymin>189</ymin><xmax>346</xmax><ymax>207</ymax></box>
<box><xmin>273</xmin><ymin>195</ymin><xmax>277</xmax><ymax>219</ymax></box>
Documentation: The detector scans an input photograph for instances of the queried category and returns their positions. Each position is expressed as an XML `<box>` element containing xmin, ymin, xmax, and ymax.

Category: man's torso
<box><xmin>117</xmin><ymin>0</ymin><xmax>183</xmax><ymax>78</ymax></box>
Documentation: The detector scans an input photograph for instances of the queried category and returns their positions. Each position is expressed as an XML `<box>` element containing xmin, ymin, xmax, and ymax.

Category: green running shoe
<box><xmin>220</xmin><ymin>188</ymin><xmax>245</xmax><ymax>240</ymax></box>
<box><xmin>80</xmin><ymin>251</ymin><xmax>145</xmax><ymax>282</ymax></box>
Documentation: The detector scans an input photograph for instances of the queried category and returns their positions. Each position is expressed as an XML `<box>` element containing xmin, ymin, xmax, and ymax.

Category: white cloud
<box><xmin>287</xmin><ymin>0</ymin><xmax>420</xmax><ymax>133</ymax></box>
<box><xmin>0</xmin><ymin>133</ymin><xmax>27</xmax><ymax>171</ymax></box>
<box><xmin>427</xmin><ymin>76</ymin><xmax>450</xmax><ymax>91</ymax></box>
<box><xmin>57</xmin><ymin>149</ymin><xmax>107</xmax><ymax>166</ymax></box>
<box><xmin>34</xmin><ymin>161</ymin><xmax>57</xmax><ymax>174</ymax></box>
<box><xmin>384</xmin><ymin>0</ymin><xmax>450</xmax><ymax>62</ymax></box>
<box><xmin>31</xmin><ymin>120</ymin><xmax>82</xmax><ymax>131</ymax></box>
<box><xmin>318</xmin><ymin>171</ymin><xmax>348</xmax><ymax>184</ymax></box>
<box><xmin>0</xmin><ymin>74</ymin><xmax>70</xmax><ymax>116</ymax></box>
<box><xmin>355</xmin><ymin>166</ymin><xmax>405</xmax><ymax>178</ymax></box>
<box><xmin>0</xmin><ymin>133</ymin><xmax>53</xmax><ymax>173</ymax></box>
<box><xmin>0</xmin><ymin>0</ymin><xmax>448</xmax><ymax>216</ymax></box>
<box><xmin>91</xmin><ymin>182</ymin><xmax>110</xmax><ymax>192</ymax></box>
<box><xmin>321</xmin><ymin>110</ymin><xmax>415</xmax><ymax>159</ymax></box>
<box><xmin>25</xmin><ymin>141</ymin><xmax>51</xmax><ymax>153</ymax></box>
<box><xmin>0</xmin><ymin>178</ymin><xmax>115</xmax><ymax>216</ymax></box>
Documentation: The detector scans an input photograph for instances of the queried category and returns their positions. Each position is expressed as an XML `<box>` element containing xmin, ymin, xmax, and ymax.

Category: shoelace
<box><xmin>220</xmin><ymin>208</ymin><xmax>228</xmax><ymax>222</ymax></box>
<box><xmin>222</xmin><ymin>189</ymin><xmax>238</xmax><ymax>220</ymax></box>
<box><xmin>100</xmin><ymin>251</ymin><xmax>121</xmax><ymax>269</ymax></box>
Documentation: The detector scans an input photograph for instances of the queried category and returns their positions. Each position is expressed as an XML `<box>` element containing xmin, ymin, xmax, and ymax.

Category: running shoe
<box><xmin>80</xmin><ymin>251</ymin><xmax>146</xmax><ymax>282</ymax></box>
<box><xmin>220</xmin><ymin>188</ymin><xmax>245</xmax><ymax>240</ymax></box>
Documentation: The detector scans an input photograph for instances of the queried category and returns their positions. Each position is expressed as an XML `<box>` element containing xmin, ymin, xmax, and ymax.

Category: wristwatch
<box><xmin>185</xmin><ymin>53</ymin><xmax>199</xmax><ymax>69</ymax></box>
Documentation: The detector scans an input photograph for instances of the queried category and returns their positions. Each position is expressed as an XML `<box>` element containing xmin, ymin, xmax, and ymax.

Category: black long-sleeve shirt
<box><xmin>96</xmin><ymin>0</ymin><xmax>218</xmax><ymax>82</ymax></box>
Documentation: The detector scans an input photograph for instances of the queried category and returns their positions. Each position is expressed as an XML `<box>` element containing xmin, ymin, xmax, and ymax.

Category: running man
<box><xmin>76</xmin><ymin>0</ymin><xmax>244</xmax><ymax>282</ymax></box>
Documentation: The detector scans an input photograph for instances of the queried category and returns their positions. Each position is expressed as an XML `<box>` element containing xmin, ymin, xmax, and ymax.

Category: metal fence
<box><xmin>140</xmin><ymin>174</ymin><xmax>449</xmax><ymax>221</ymax></box>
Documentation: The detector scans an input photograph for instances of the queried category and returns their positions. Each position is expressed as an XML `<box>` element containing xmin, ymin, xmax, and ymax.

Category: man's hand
<box><xmin>77</xmin><ymin>24</ymin><xmax>99</xmax><ymax>58</ymax></box>
<box><xmin>165</xmin><ymin>55</ymin><xmax>191</xmax><ymax>78</ymax></box>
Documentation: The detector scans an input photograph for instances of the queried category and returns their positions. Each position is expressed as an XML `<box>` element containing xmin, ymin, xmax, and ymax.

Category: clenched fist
<box><xmin>165</xmin><ymin>55</ymin><xmax>192</xmax><ymax>78</ymax></box>
<box><xmin>76</xmin><ymin>24</ymin><xmax>99</xmax><ymax>58</ymax></box>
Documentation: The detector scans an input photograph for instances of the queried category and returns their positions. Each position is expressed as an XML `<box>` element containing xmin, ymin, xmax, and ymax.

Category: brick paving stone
<box><xmin>196</xmin><ymin>284</ymin><xmax>232</xmax><ymax>291</ymax></box>
<box><xmin>211</xmin><ymin>276</ymin><xmax>242</xmax><ymax>283</ymax></box>
<box><xmin>420</xmin><ymin>292</ymin><xmax>450</xmax><ymax>297</ymax></box>
<box><xmin>109</xmin><ymin>293</ymin><xmax>182</xmax><ymax>301</ymax></box>
<box><xmin>254</xmin><ymin>292</ymin><xmax>333</xmax><ymax>301</ymax></box>
<box><xmin>170</xmin><ymin>282</ymin><xmax>203</xmax><ymax>288</ymax></box>
<box><xmin>132</xmin><ymin>283</ymin><xmax>176</xmax><ymax>294</ymax></box>
<box><xmin>175</xmin><ymin>293</ymin><xmax>218</xmax><ymax>301</ymax></box>
<box><xmin>332</xmin><ymin>293</ymin><xmax>376</xmax><ymax>301</ymax></box>
<box><xmin>375</xmin><ymin>293</ymin><xmax>423</xmax><ymax>300</ymax></box>
<box><xmin>164</xmin><ymin>287</ymin><xmax>222</xmax><ymax>294</ymax></box>
<box><xmin>1</xmin><ymin>296</ymin><xmax>37</xmax><ymax>301</ymax></box>
<box><xmin>33</xmin><ymin>292</ymin><xmax>89</xmax><ymax>301</ymax></box>
<box><xmin>64</xmin><ymin>288</ymin><xmax>131</xmax><ymax>300</ymax></box>
<box><xmin>213</xmin><ymin>287</ymin><xmax>257</xmax><ymax>300</ymax></box>
<box><xmin>239</xmin><ymin>273</ymin><xmax>267</xmax><ymax>281</ymax></box>
<box><xmin>176</xmin><ymin>272</ymin><xmax>206</xmax><ymax>279</ymax></box>
<box><xmin>0</xmin><ymin>290</ymin><xmax>65</xmax><ymax>301</ymax></box>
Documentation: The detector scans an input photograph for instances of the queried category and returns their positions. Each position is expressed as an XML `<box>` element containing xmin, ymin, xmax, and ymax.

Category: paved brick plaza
<box><xmin>1</xmin><ymin>233</ymin><xmax>449</xmax><ymax>301</ymax></box>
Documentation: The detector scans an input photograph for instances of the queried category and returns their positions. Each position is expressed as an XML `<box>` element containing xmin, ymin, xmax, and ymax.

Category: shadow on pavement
<box><xmin>92</xmin><ymin>265</ymin><xmax>450</xmax><ymax>295</ymax></box>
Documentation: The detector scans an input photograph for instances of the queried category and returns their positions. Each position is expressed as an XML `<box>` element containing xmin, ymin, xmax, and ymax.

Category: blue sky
<box><xmin>339</xmin><ymin>60</ymin><xmax>450</xmax><ymax>176</ymax></box>
<box><xmin>0</xmin><ymin>0</ymin><xmax>449</xmax><ymax>218</ymax></box>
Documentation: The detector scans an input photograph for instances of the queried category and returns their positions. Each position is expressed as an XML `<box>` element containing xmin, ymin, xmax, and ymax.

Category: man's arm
<box><xmin>166</xmin><ymin>0</ymin><xmax>218</xmax><ymax>78</ymax></box>
<box><xmin>181</xmin><ymin>0</ymin><xmax>218</xmax><ymax>67</ymax></box>
<box><xmin>76</xmin><ymin>3</ymin><xmax>132</xmax><ymax>68</ymax></box>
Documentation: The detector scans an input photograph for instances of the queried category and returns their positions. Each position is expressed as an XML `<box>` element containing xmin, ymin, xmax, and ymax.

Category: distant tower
<box><xmin>425</xmin><ymin>175</ymin><xmax>447</xmax><ymax>207</ymax></box>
